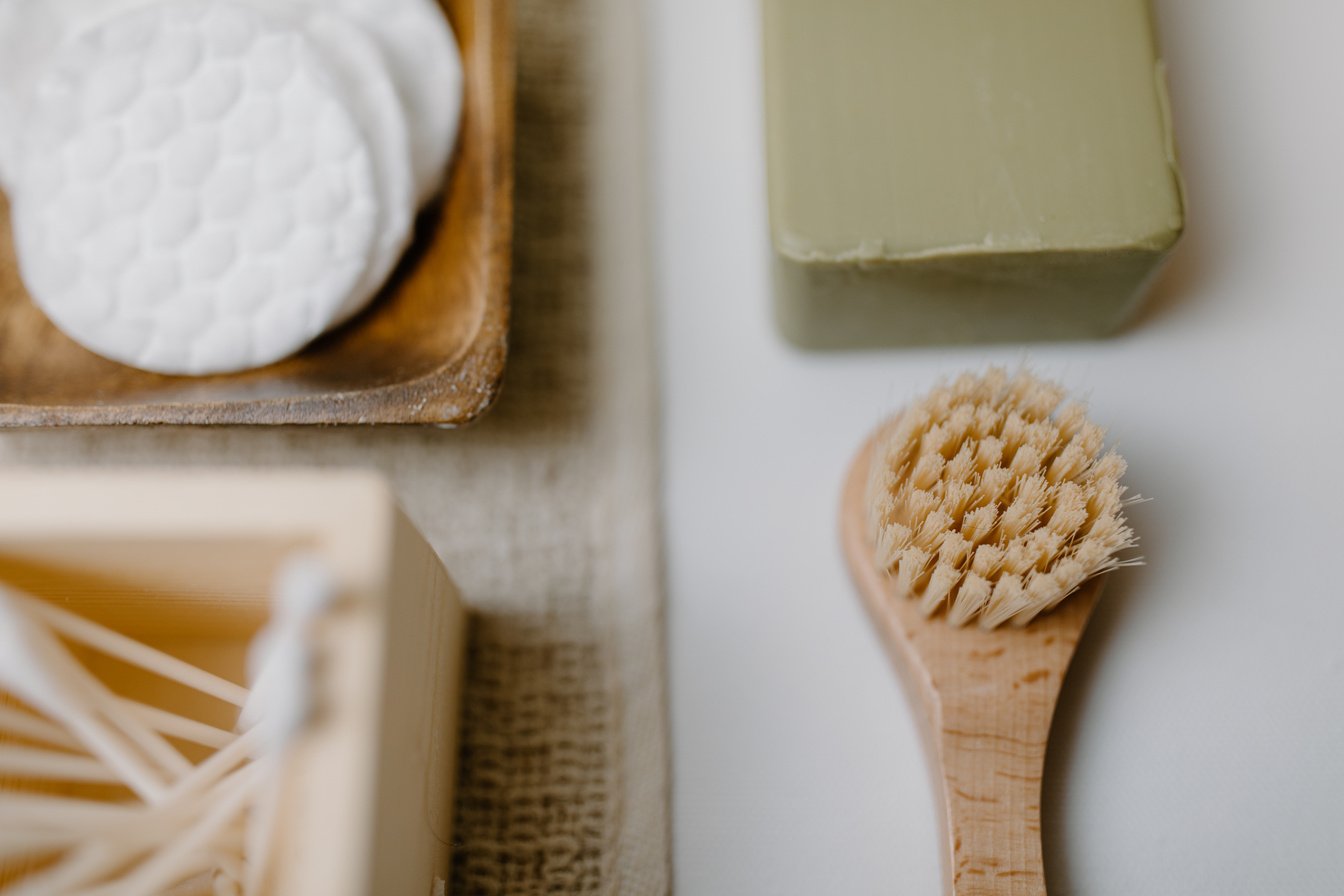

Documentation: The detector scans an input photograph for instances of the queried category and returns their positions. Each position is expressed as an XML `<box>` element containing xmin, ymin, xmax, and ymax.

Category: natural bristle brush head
<box><xmin>867</xmin><ymin>367</ymin><xmax>1136</xmax><ymax>629</ymax></box>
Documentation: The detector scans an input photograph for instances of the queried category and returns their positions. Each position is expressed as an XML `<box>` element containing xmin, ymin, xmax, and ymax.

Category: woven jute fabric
<box><xmin>0</xmin><ymin>0</ymin><xmax>671</xmax><ymax>892</ymax></box>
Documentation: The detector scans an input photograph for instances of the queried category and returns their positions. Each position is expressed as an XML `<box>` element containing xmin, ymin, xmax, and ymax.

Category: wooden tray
<box><xmin>0</xmin><ymin>0</ymin><xmax>514</xmax><ymax>426</ymax></box>
<box><xmin>0</xmin><ymin>470</ymin><xmax>465</xmax><ymax>894</ymax></box>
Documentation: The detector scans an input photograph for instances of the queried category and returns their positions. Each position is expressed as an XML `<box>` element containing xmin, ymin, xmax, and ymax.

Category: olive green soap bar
<box><xmin>763</xmin><ymin>0</ymin><xmax>1185</xmax><ymax>348</ymax></box>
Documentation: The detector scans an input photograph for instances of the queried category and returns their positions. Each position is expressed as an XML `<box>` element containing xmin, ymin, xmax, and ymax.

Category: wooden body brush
<box><xmin>840</xmin><ymin>369</ymin><xmax>1135</xmax><ymax>895</ymax></box>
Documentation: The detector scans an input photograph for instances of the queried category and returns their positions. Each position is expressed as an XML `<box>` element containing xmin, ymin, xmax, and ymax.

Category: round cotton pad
<box><xmin>0</xmin><ymin>2</ymin><xmax>64</xmax><ymax>190</ymax></box>
<box><xmin>0</xmin><ymin>0</ymin><xmax>186</xmax><ymax>189</ymax></box>
<box><xmin>2</xmin><ymin>0</ymin><xmax>462</xmax><ymax>206</ymax></box>
<box><xmin>298</xmin><ymin>11</ymin><xmax>415</xmax><ymax>323</ymax></box>
<box><xmin>302</xmin><ymin>0</ymin><xmax>464</xmax><ymax>207</ymax></box>
<box><xmin>11</xmin><ymin>0</ymin><xmax>379</xmax><ymax>375</ymax></box>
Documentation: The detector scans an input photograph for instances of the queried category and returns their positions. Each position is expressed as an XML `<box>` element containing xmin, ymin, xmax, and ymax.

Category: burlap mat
<box><xmin>0</xmin><ymin>0</ymin><xmax>671</xmax><ymax>892</ymax></box>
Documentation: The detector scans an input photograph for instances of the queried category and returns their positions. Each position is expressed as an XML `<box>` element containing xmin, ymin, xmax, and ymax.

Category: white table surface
<box><xmin>650</xmin><ymin>1</ymin><xmax>1344</xmax><ymax>893</ymax></box>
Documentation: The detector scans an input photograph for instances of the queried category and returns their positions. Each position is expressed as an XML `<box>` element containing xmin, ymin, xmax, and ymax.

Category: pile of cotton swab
<box><xmin>0</xmin><ymin>557</ymin><xmax>335</xmax><ymax>895</ymax></box>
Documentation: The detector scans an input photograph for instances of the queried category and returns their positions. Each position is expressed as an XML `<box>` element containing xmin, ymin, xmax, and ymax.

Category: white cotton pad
<box><xmin>300</xmin><ymin>0</ymin><xmax>464</xmax><ymax>207</ymax></box>
<box><xmin>0</xmin><ymin>0</ymin><xmax>184</xmax><ymax>188</ymax></box>
<box><xmin>4</xmin><ymin>0</ymin><xmax>425</xmax><ymax>327</ymax></box>
<box><xmin>0</xmin><ymin>2</ymin><xmax>64</xmax><ymax>190</ymax></box>
<box><xmin>297</xmin><ymin>11</ymin><xmax>415</xmax><ymax>324</ymax></box>
<box><xmin>10</xmin><ymin>0</ymin><xmax>380</xmax><ymax>375</ymax></box>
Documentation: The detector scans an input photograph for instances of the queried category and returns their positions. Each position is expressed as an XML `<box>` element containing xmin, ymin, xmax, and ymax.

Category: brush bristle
<box><xmin>867</xmin><ymin>368</ymin><xmax>1136</xmax><ymax>629</ymax></box>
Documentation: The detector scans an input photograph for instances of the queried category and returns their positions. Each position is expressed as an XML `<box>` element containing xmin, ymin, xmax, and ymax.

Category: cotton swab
<box><xmin>0</xmin><ymin>841</ymin><xmax>136</xmax><ymax>896</ymax></box>
<box><xmin>162</xmin><ymin>727</ymin><xmax>262</xmax><ymax>807</ymax></box>
<box><xmin>66</xmin><ymin>557</ymin><xmax>339</xmax><ymax>893</ymax></box>
<box><xmin>0</xmin><ymin>745</ymin><xmax>124</xmax><ymax>784</ymax></box>
<box><xmin>13</xmin><ymin>593</ymin><xmax>250</xmax><ymax>708</ymax></box>
<box><xmin>162</xmin><ymin>872</ymin><xmax>217</xmax><ymax>896</ymax></box>
<box><xmin>144</xmin><ymin>557</ymin><xmax>337</xmax><ymax>896</ymax></box>
<box><xmin>2</xmin><ymin>616</ymin><xmax>192</xmax><ymax>787</ymax></box>
<box><xmin>0</xmin><ymin>794</ymin><xmax>139</xmax><ymax>831</ymax></box>
<box><xmin>6</xmin><ymin>724</ymin><xmax>261</xmax><ymax>839</ymax></box>
<box><xmin>0</xmin><ymin>829</ymin><xmax>96</xmax><ymax>862</ymax></box>
<box><xmin>0</xmin><ymin>588</ymin><xmax>197</xmax><ymax>779</ymax></box>
<box><xmin>239</xmin><ymin>556</ymin><xmax>336</xmax><ymax>896</ymax></box>
<box><xmin>237</xmin><ymin>556</ymin><xmax>335</xmax><ymax>741</ymax></box>
<box><xmin>3</xmin><ymin>681</ymin><xmax>234</xmax><ymax>756</ymax></box>
<box><xmin>0</xmin><ymin>767</ymin><xmax>251</xmax><ymax>894</ymax></box>
<box><xmin>90</xmin><ymin>687</ymin><xmax>194</xmax><ymax>784</ymax></box>
<box><xmin>0</xmin><ymin>703</ymin><xmax>82</xmax><ymax>751</ymax></box>
<box><xmin>0</xmin><ymin>673</ymin><xmax>259</xmax><ymax>886</ymax></box>
<box><xmin>117</xmin><ymin>699</ymin><xmax>235</xmax><ymax>751</ymax></box>
<box><xmin>79</xmin><ymin>764</ymin><xmax>261</xmax><ymax>896</ymax></box>
<box><xmin>210</xmin><ymin>851</ymin><xmax>246</xmax><ymax>896</ymax></box>
<box><xmin>0</xmin><ymin>822</ymin><xmax>225</xmax><ymax>864</ymax></box>
<box><xmin>0</xmin><ymin>626</ymin><xmax>213</xmax><ymax>890</ymax></box>
<box><xmin>0</xmin><ymin>590</ymin><xmax>168</xmax><ymax>802</ymax></box>
<box><xmin>1</xmin><ymin>694</ymin><xmax>234</xmax><ymax>753</ymax></box>
<box><xmin>241</xmin><ymin>776</ymin><xmax>282</xmax><ymax>896</ymax></box>
<box><xmin>0</xmin><ymin>556</ymin><xmax>338</xmax><ymax>892</ymax></box>
<box><xmin>0</xmin><ymin>773</ymin><xmax>248</xmax><ymax>843</ymax></box>
<box><xmin>0</xmin><ymin>795</ymin><xmax>193</xmax><ymax>849</ymax></box>
<box><xmin>0</xmin><ymin>588</ymin><xmax>197</xmax><ymax>784</ymax></box>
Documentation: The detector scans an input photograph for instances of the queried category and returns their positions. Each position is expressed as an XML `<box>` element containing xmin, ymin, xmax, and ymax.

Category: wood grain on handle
<box><xmin>841</xmin><ymin>436</ymin><xmax>1100</xmax><ymax>895</ymax></box>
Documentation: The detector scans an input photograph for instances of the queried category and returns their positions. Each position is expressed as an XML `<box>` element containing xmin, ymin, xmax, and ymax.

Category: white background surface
<box><xmin>650</xmin><ymin>1</ymin><xmax>1344</xmax><ymax>893</ymax></box>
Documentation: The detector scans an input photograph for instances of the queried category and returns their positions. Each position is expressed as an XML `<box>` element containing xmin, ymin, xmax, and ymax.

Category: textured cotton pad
<box><xmin>0</xmin><ymin>0</ymin><xmax>181</xmax><ymax>188</ymax></box>
<box><xmin>2</xmin><ymin>0</ymin><xmax>416</xmax><ymax>325</ymax></box>
<box><xmin>0</xmin><ymin>2</ymin><xmax>64</xmax><ymax>190</ymax></box>
<box><xmin>299</xmin><ymin>12</ymin><xmax>415</xmax><ymax>324</ymax></box>
<box><xmin>10</xmin><ymin>0</ymin><xmax>379</xmax><ymax>375</ymax></box>
<box><xmin>303</xmin><ymin>0</ymin><xmax>464</xmax><ymax>207</ymax></box>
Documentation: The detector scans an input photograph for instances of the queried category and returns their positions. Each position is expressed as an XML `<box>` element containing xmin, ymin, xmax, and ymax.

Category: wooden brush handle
<box><xmin>920</xmin><ymin>593</ymin><xmax>1097</xmax><ymax>896</ymax></box>
<box><xmin>930</xmin><ymin>657</ymin><xmax>1058</xmax><ymax>894</ymax></box>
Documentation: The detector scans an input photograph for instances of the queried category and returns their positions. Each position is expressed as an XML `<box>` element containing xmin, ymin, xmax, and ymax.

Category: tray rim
<box><xmin>0</xmin><ymin>0</ymin><xmax>515</xmax><ymax>428</ymax></box>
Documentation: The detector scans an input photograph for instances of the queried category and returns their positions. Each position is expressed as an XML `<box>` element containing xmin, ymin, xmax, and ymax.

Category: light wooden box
<box><xmin>0</xmin><ymin>471</ymin><xmax>465</xmax><ymax>895</ymax></box>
